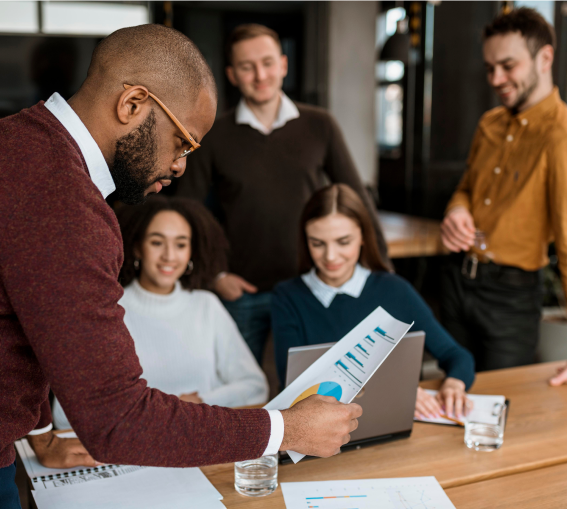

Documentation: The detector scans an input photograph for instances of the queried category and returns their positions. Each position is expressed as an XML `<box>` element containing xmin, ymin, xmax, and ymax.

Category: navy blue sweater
<box><xmin>272</xmin><ymin>272</ymin><xmax>475</xmax><ymax>389</ymax></box>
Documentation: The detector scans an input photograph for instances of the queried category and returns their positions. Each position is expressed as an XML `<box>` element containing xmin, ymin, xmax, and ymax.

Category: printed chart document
<box><xmin>415</xmin><ymin>390</ymin><xmax>506</xmax><ymax>426</ymax></box>
<box><xmin>264</xmin><ymin>306</ymin><xmax>413</xmax><ymax>462</ymax></box>
<box><xmin>31</xmin><ymin>467</ymin><xmax>226</xmax><ymax>509</ymax></box>
<box><xmin>16</xmin><ymin>432</ymin><xmax>225</xmax><ymax>509</ymax></box>
<box><xmin>15</xmin><ymin>433</ymin><xmax>145</xmax><ymax>490</ymax></box>
<box><xmin>281</xmin><ymin>477</ymin><xmax>456</xmax><ymax>509</ymax></box>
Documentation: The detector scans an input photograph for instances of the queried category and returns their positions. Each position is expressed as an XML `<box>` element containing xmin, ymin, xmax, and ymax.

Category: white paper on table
<box><xmin>32</xmin><ymin>466</ymin><xmax>225</xmax><ymax>509</ymax></box>
<box><xmin>415</xmin><ymin>390</ymin><xmax>506</xmax><ymax>426</ymax></box>
<box><xmin>16</xmin><ymin>434</ymin><xmax>222</xmax><ymax>501</ymax></box>
<box><xmin>264</xmin><ymin>306</ymin><xmax>413</xmax><ymax>462</ymax></box>
<box><xmin>281</xmin><ymin>476</ymin><xmax>456</xmax><ymax>509</ymax></box>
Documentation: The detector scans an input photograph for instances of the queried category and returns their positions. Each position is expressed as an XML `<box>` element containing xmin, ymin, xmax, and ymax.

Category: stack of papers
<box><xmin>15</xmin><ymin>432</ymin><xmax>225</xmax><ymax>509</ymax></box>
<box><xmin>281</xmin><ymin>477</ymin><xmax>456</xmax><ymax>508</ymax></box>
<box><xmin>415</xmin><ymin>390</ymin><xmax>506</xmax><ymax>426</ymax></box>
<box><xmin>265</xmin><ymin>306</ymin><xmax>413</xmax><ymax>463</ymax></box>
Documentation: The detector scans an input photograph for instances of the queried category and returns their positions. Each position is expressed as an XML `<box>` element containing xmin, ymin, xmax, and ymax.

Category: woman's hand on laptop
<box><xmin>280</xmin><ymin>395</ymin><xmax>363</xmax><ymax>458</ymax></box>
<box><xmin>436</xmin><ymin>377</ymin><xmax>472</xmax><ymax>420</ymax></box>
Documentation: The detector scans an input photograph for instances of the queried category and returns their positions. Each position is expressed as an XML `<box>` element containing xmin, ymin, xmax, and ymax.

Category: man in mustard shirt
<box><xmin>440</xmin><ymin>8</ymin><xmax>567</xmax><ymax>372</ymax></box>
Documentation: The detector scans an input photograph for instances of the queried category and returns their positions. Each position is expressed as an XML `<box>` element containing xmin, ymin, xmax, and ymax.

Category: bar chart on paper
<box><xmin>333</xmin><ymin>322</ymin><xmax>405</xmax><ymax>393</ymax></box>
<box><xmin>264</xmin><ymin>306</ymin><xmax>413</xmax><ymax>463</ymax></box>
<box><xmin>281</xmin><ymin>478</ymin><xmax>456</xmax><ymax>509</ymax></box>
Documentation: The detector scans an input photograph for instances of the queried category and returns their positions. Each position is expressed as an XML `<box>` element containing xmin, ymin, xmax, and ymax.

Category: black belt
<box><xmin>457</xmin><ymin>254</ymin><xmax>541</xmax><ymax>286</ymax></box>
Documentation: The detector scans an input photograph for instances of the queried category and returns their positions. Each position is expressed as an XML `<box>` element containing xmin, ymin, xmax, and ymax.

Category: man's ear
<box><xmin>226</xmin><ymin>66</ymin><xmax>238</xmax><ymax>87</ymax></box>
<box><xmin>116</xmin><ymin>86</ymin><xmax>151</xmax><ymax>125</ymax></box>
<box><xmin>538</xmin><ymin>44</ymin><xmax>554</xmax><ymax>73</ymax></box>
<box><xmin>280</xmin><ymin>54</ymin><xmax>289</xmax><ymax>79</ymax></box>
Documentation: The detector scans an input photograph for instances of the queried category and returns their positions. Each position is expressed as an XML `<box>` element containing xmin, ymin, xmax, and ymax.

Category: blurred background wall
<box><xmin>2</xmin><ymin>1</ymin><xmax>565</xmax><ymax>219</ymax></box>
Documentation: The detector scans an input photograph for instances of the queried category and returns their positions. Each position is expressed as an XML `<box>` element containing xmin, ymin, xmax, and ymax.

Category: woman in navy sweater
<box><xmin>272</xmin><ymin>184</ymin><xmax>475</xmax><ymax>421</ymax></box>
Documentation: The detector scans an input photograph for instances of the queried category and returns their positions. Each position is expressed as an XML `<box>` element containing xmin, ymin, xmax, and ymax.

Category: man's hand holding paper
<box><xmin>266</xmin><ymin>306</ymin><xmax>413</xmax><ymax>462</ymax></box>
<box><xmin>280</xmin><ymin>395</ymin><xmax>362</xmax><ymax>458</ymax></box>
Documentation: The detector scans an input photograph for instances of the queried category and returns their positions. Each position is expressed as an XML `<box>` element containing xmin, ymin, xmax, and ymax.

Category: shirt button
<box><xmin>521</xmin><ymin>118</ymin><xmax>528</xmax><ymax>126</ymax></box>
<box><xmin>494</xmin><ymin>167</ymin><xmax>501</xmax><ymax>174</ymax></box>
<box><xmin>506</xmin><ymin>134</ymin><xmax>514</xmax><ymax>142</ymax></box>
<box><xmin>484</xmin><ymin>198</ymin><xmax>492</xmax><ymax>205</ymax></box>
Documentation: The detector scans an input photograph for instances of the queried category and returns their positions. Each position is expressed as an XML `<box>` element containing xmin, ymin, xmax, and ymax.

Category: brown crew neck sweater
<box><xmin>173</xmin><ymin>102</ymin><xmax>392</xmax><ymax>292</ymax></box>
<box><xmin>0</xmin><ymin>102</ymin><xmax>270</xmax><ymax>469</ymax></box>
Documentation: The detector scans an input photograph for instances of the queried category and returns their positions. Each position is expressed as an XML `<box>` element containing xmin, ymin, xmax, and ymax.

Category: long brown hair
<box><xmin>298</xmin><ymin>184</ymin><xmax>389</xmax><ymax>274</ymax></box>
<box><xmin>117</xmin><ymin>196</ymin><xmax>228</xmax><ymax>291</ymax></box>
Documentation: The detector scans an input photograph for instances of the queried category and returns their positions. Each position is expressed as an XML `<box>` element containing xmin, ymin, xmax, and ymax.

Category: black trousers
<box><xmin>440</xmin><ymin>254</ymin><xmax>543</xmax><ymax>372</ymax></box>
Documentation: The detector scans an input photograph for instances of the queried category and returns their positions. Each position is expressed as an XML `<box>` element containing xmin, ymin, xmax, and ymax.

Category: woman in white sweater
<box><xmin>53</xmin><ymin>197</ymin><xmax>268</xmax><ymax>429</ymax></box>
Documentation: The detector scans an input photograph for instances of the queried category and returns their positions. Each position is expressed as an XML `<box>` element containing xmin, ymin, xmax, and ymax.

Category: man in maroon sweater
<box><xmin>0</xmin><ymin>24</ymin><xmax>361</xmax><ymax>507</ymax></box>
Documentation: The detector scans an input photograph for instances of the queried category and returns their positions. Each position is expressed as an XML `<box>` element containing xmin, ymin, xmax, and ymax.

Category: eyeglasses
<box><xmin>123</xmin><ymin>84</ymin><xmax>200</xmax><ymax>159</ymax></box>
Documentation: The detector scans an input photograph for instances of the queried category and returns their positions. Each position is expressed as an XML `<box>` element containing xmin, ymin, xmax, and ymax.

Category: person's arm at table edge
<box><xmin>199</xmin><ymin>295</ymin><xmax>268</xmax><ymax>407</ymax></box>
<box><xmin>546</xmin><ymin>135</ymin><xmax>567</xmax><ymax>386</ymax></box>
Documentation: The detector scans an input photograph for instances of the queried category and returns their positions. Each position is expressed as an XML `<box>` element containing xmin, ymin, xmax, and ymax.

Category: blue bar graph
<box><xmin>356</xmin><ymin>343</ymin><xmax>368</xmax><ymax>355</ymax></box>
<box><xmin>335</xmin><ymin>360</ymin><xmax>362</xmax><ymax>385</ymax></box>
<box><xmin>346</xmin><ymin>352</ymin><xmax>364</xmax><ymax>367</ymax></box>
<box><xmin>365</xmin><ymin>334</ymin><xmax>375</xmax><ymax>344</ymax></box>
<box><xmin>374</xmin><ymin>326</ymin><xmax>395</xmax><ymax>342</ymax></box>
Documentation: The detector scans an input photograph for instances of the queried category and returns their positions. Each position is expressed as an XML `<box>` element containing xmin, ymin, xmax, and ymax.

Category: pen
<box><xmin>440</xmin><ymin>414</ymin><xmax>465</xmax><ymax>426</ymax></box>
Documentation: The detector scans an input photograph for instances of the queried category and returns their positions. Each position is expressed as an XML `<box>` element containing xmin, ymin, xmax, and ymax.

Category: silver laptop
<box><xmin>283</xmin><ymin>331</ymin><xmax>425</xmax><ymax>459</ymax></box>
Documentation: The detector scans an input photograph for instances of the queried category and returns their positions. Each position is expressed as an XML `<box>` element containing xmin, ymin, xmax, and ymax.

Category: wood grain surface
<box><xmin>445</xmin><ymin>462</ymin><xmax>567</xmax><ymax>509</ymax></box>
<box><xmin>200</xmin><ymin>361</ymin><xmax>567</xmax><ymax>508</ymax></box>
<box><xmin>379</xmin><ymin>211</ymin><xmax>446</xmax><ymax>258</ymax></box>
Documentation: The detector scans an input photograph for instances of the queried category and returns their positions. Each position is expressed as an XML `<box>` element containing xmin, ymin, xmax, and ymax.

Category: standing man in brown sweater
<box><xmin>440</xmin><ymin>8</ymin><xmax>567</xmax><ymax>372</ymax></box>
<box><xmin>173</xmin><ymin>24</ymin><xmax>391</xmax><ymax>364</ymax></box>
<box><xmin>0</xmin><ymin>24</ymin><xmax>362</xmax><ymax>509</ymax></box>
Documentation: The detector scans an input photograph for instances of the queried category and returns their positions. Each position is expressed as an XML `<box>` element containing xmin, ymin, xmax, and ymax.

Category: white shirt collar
<box><xmin>44</xmin><ymin>93</ymin><xmax>115</xmax><ymax>199</ymax></box>
<box><xmin>301</xmin><ymin>264</ymin><xmax>371</xmax><ymax>308</ymax></box>
<box><xmin>235</xmin><ymin>92</ymin><xmax>299</xmax><ymax>135</ymax></box>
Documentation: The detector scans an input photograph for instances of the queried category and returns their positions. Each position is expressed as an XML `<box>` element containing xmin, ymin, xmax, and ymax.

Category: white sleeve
<box><xmin>27</xmin><ymin>423</ymin><xmax>53</xmax><ymax>435</ymax></box>
<box><xmin>262</xmin><ymin>410</ymin><xmax>284</xmax><ymax>456</ymax></box>
<box><xmin>199</xmin><ymin>294</ymin><xmax>269</xmax><ymax>407</ymax></box>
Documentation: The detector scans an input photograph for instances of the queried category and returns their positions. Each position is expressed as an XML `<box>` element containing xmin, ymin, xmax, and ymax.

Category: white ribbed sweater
<box><xmin>53</xmin><ymin>280</ymin><xmax>268</xmax><ymax>429</ymax></box>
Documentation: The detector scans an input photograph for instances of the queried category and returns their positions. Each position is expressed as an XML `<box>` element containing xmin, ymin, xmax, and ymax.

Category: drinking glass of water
<box><xmin>234</xmin><ymin>453</ymin><xmax>278</xmax><ymax>497</ymax></box>
<box><xmin>464</xmin><ymin>403</ymin><xmax>507</xmax><ymax>451</ymax></box>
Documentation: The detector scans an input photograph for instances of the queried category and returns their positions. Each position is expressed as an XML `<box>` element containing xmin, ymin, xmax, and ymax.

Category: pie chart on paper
<box><xmin>291</xmin><ymin>381</ymin><xmax>343</xmax><ymax>407</ymax></box>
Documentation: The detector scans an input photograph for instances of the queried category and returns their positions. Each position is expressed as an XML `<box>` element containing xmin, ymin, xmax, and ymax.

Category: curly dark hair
<box><xmin>116</xmin><ymin>196</ymin><xmax>229</xmax><ymax>291</ymax></box>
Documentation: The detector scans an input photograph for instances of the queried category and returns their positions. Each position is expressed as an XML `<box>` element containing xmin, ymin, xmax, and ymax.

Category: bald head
<box><xmin>84</xmin><ymin>24</ymin><xmax>216</xmax><ymax>108</ymax></box>
<box><xmin>69</xmin><ymin>25</ymin><xmax>217</xmax><ymax>206</ymax></box>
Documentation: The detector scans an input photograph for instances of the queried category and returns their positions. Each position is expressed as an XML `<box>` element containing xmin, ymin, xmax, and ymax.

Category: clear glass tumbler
<box><xmin>474</xmin><ymin>229</ymin><xmax>488</xmax><ymax>251</ymax></box>
<box><xmin>464</xmin><ymin>403</ymin><xmax>507</xmax><ymax>451</ymax></box>
<box><xmin>234</xmin><ymin>453</ymin><xmax>278</xmax><ymax>497</ymax></box>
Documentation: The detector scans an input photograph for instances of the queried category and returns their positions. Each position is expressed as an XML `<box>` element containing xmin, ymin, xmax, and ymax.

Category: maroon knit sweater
<box><xmin>0</xmin><ymin>102</ymin><xmax>271</xmax><ymax>469</ymax></box>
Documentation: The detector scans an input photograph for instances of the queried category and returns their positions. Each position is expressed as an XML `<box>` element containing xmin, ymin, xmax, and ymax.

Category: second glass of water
<box><xmin>234</xmin><ymin>453</ymin><xmax>278</xmax><ymax>497</ymax></box>
<box><xmin>464</xmin><ymin>403</ymin><xmax>507</xmax><ymax>451</ymax></box>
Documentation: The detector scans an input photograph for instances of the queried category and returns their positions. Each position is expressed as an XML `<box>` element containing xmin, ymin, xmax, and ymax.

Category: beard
<box><xmin>109</xmin><ymin>110</ymin><xmax>159</xmax><ymax>205</ymax></box>
<box><xmin>509</xmin><ymin>65</ymin><xmax>539</xmax><ymax>112</ymax></box>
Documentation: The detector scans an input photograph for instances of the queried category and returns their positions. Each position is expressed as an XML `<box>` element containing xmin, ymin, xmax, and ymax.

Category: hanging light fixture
<box><xmin>379</xmin><ymin>17</ymin><xmax>410</xmax><ymax>64</ymax></box>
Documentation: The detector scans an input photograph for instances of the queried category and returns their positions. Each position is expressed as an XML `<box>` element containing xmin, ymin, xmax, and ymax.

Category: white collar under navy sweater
<box><xmin>44</xmin><ymin>93</ymin><xmax>116</xmax><ymax>199</ymax></box>
<box><xmin>235</xmin><ymin>92</ymin><xmax>299</xmax><ymax>135</ymax></box>
<box><xmin>302</xmin><ymin>264</ymin><xmax>372</xmax><ymax>308</ymax></box>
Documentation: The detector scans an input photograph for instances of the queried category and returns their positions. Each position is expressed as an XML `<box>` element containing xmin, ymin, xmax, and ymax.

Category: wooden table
<box><xmin>445</xmin><ymin>462</ymin><xmax>567</xmax><ymax>509</ymax></box>
<box><xmin>378</xmin><ymin>211</ymin><xmax>446</xmax><ymax>258</ymax></box>
<box><xmin>201</xmin><ymin>361</ymin><xmax>567</xmax><ymax>508</ymax></box>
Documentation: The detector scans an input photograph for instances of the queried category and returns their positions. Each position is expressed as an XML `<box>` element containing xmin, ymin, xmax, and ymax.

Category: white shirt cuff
<box><xmin>262</xmin><ymin>410</ymin><xmax>284</xmax><ymax>456</ymax></box>
<box><xmin>27</xmin><ymin>423</ymin><xmax>53</xmax><ymax>436</ymax></box>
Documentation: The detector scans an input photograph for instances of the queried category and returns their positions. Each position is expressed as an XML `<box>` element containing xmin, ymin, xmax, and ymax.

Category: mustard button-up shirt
<box><xmin>447</xmin><ymin>87</ymin><xmax>567</xmax><ymax>295</ymax></box>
